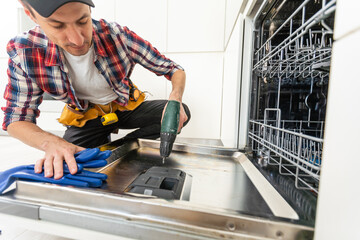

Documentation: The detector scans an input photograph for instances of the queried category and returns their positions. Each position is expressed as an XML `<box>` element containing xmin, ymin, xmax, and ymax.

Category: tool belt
<box><xmin>58</xmin><ymin>83</ymin><xmax>145</xmax><ymax>127</ymax></box>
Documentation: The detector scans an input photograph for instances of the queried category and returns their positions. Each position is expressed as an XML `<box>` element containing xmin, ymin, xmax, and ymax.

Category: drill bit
<box><xmin>162</xmin><ymin>157</ymin><xmax>166</xmax><ymax>164</ymax></box>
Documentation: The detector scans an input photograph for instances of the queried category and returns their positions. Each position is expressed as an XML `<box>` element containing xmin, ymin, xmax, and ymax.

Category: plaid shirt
<box><xmin>2</xmin><ymin>19</ymin><xmax>183</xmax><ymax>130</ymax></box>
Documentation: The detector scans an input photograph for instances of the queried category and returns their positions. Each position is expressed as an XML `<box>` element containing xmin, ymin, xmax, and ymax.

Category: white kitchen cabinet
<box><xmin>314</xmin><ymin>27</ymin><xmax>360</xmax><ymax>240</ymax></box>
<box><xmin>37</xmin><ymin>112</ymin><xmax>67</xmax><ymax>135</ymax></box>
<box><xmin>167</xmin><ymin>0</ymin><xmax>225</xmax><ymax>52</ymax></box>
<box><xmin>92</xmin><ymin>0</ymin><xmax>116</xmax><ymax>22</ymax></box>
<box><xmin>0</xmin><ymin>59</ymin><xmax>8</xmax><ymax>135</ymax></box>
<box><xmin>333</xmin><ymin>0</ymin><xmax>360</xmax><ymax>40</ymax></box>
<box><xmin>166</xmin><ymin>52</ymin><xmax>224</xmax><ymax>139</ymax></box>
<box><xmin>0</xmin><ymin>59</ymin><xmax>7</xmax><ymax>107</ymax></box>
<box><xmin>224</xmin><ymin>0</ymin><xmax>244</xmax><ymax>46</ymax></box>
<box><xmin>221</xmin><ymin>14</ymin><xmax>243</xmax><ymax>148</ymax></box>
<box><xmin>0</xmin><ymin>2</ymin><xmax>21</xmax><ymax>58</ymax></box>
<box><xmin>130</xmin><ymin>64</ymin><xmax>168</xmax><ymax>101</ymax></box>
<box><xmin>114</xmin><ymin>0</ymin><xmax>167</xmax><ymax>53</ymax></box>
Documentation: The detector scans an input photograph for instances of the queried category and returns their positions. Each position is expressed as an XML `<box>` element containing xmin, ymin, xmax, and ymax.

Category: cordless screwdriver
<box><xmin>160</xmin><ymin>100</ymin><xmax>180</xmax><ymax>164</ymax></box>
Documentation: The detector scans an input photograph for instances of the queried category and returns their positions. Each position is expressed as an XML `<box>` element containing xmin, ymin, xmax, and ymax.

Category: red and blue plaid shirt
<box><xmin>2</xmin><ymin>19</ymin><xmax>183</xmax><ymax>130</ymax></box>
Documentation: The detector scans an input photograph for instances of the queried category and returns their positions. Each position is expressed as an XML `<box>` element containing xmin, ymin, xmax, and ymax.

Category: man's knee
<box><xmin>63</xmin><ymin>124</ymin><xmax>112</xmax><ymax>148</ymax></box>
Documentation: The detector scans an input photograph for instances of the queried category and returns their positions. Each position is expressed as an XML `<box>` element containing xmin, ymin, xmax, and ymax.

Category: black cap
<box><xmin>25</xmin><ymin>0</ymin><xmax>95</xmax><ymax>18</ymax></box>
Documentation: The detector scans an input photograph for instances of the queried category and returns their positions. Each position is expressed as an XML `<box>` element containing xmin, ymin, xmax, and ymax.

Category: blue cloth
<box><xmin>0</xmin><ymin>148</ymin><xmax>112</xmax><ymax>194</ymax></box>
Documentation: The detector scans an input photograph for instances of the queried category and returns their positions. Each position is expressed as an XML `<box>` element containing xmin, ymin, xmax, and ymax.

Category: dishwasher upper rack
<box><xmin>253</xmin><ymin>0</ymin><xmax>336</xmax><ymax>79</ymax></box>
<box><xmin>248</xmin><ymin>109</ymin><xmax>323</xmax><ymax>194</ymax></box>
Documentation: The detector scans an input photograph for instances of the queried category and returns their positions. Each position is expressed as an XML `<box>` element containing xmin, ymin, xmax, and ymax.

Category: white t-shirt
<box><xmin>62</xmin><ymin>45</ymin><xmax>118</xmax><ymax>105</ymax></box>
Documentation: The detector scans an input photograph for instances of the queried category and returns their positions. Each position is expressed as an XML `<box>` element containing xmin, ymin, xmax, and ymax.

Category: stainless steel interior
<box><xmin>0</xmin><ymin>139</ymin><xmax>314</xmax><ymax>239</ymax></box>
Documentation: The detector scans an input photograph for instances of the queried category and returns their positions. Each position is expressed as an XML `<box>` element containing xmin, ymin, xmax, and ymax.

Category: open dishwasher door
<box><xmin>0</xmin><ymin>139</ymin><xmax>314</xmax><ymax>240</ymax></box>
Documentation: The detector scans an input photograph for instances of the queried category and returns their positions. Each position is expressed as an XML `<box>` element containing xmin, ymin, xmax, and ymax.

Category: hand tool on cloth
<box><xmin>160</xmin><ymin>100</ymin><xmax>180</xmax><ymax>164</ymax></box>
<box><xmin>0</xmin><ymin>148</ymin><xmax>111</xmax><ymax>194</ymax></box>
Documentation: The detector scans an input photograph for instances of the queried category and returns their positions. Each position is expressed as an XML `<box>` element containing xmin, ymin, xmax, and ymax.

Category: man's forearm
<box><xmin>7</xmin><ymin>121</ymin><xmax>64</xmax><ymax>151</ymax></box>
<box><xmin>7</xmin><ymin>121</ymin><xmax>83</xmax><ymax>178</ymax></box>
<box><xmin>169</xmin><ymin>70</ymin><xmax>186</xmax><ymax>102</ymax></box>
<box><xmin>166</xmin><ymin>69</ymin><xmax>188</xmax><ymax>131</ymax></box>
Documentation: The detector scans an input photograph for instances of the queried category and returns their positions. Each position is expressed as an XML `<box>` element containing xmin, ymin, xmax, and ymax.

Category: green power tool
<box><xmin>160</xmin><ymin>100</ymin><xmax>180</xmax><ymax>164</ymax></box>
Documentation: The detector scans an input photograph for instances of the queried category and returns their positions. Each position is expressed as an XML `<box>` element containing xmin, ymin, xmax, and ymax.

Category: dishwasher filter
<box><xmin>125</xmin><ymin>166</ymin><xmax>192</xmax><ymax>200</ymax></box>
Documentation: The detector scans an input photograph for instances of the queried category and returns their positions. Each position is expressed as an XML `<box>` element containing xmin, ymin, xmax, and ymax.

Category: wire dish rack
<box><xmin>249</xmin><ymin>109</ymin><xmax>323</xmax><ymax>193</ymax></box>
<box><xmin>248</xmin><ymin>0</ymin><xmax>336</xmax><ymax>194</ymax></box>
<box><xmin>253</xmin><ymin>0</ymin><xmax>336</xmax><ymax>79</ymax></box>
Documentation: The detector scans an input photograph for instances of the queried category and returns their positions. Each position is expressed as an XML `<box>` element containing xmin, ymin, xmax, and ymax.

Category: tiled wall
<box><xmin>0</xmin><ymin>0</ymin><xmax>245</xmax><ymax>145</ymax></box>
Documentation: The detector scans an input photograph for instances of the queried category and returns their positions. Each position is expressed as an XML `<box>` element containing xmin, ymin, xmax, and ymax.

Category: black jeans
<box><xmin>63</xmin><ymin>100</ymin><xmax>191</xmax><ymax>148</ymax></box>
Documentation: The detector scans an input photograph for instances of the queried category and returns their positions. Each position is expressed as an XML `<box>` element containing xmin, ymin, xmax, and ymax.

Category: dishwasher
<box><xmin>0</xmin><ymin>0</ymin><xmax>336</xmax><ymax>239</ymax></box>
<box><xmin>247</xmin><ymin>0</ymin><xmax>335</xmax><ymax>223</ymax></box>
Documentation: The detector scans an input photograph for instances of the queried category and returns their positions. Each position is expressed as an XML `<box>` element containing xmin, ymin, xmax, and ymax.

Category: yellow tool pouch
<box><xmin>58</xmin><ymin>83</ymin><xmax>145</xmax><ymax>127</ymax></box>
<box><xmin>58</xmin><ymin>105</ymin><xmax>99</xmax><ymax>127</ymax></box>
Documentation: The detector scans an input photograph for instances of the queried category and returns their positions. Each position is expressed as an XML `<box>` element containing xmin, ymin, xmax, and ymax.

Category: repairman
<box><xmin>1</xmin><ymin>0</ymin><xmax>190</xmax><ymax>180</ymax></box>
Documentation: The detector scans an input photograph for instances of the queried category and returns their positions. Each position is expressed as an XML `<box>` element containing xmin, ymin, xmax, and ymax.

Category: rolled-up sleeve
<box><xmin>121</xmin><ymin>26</ymin><xmax>184</xmax><ymax>80</ymax></box>
<box><xmin>1</xmin><ymin>57</ymin><xmax>43</xmax><ymax>131</ymax></box>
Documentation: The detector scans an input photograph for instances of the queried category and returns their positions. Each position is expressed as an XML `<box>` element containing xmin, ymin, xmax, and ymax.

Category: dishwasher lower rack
<box><xmin>248</xmin><ymin>114</ymin><xmax>323</xmax><ymax>194</ymax></box>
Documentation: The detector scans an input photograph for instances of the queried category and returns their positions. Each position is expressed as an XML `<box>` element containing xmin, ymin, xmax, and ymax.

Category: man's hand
<box><xmin>177</xmin><ymin>103</ymin><xmax>188</xmax><ymax>133</ymax></box>
<box><xmin>7</xmin><ymin>121</ymin><xmax>85</xmax><ymax>180</ymax></box>
<box><xmin>35</xmin><ymin>138</ymin><xmax>85</xmax><ymax>179</ymax></box>
<box><xmin>162</xmin><ymin>101</ymin><xmax>188</xmax><ymax>133</ymax></box>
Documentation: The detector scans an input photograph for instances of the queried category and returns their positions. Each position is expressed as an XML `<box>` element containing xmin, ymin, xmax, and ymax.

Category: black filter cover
<box><xmin>126</xmin><ymin>167</ymin><xmax>186</xmax><ymax>200</ymax></box>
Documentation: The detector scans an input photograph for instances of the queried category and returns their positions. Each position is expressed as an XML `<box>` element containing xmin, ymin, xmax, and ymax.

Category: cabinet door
<box><xmin>225</xmin><ymin>0</ymin><xmax>244</xmax><ymax>44</ymax></box>
<box><xmin>37</xmin><ymin>112</ymin><xmax>67</xmax><ymax>135</ymax></box>
<box><xmin>222</xmin><ymin>16</ymin><xmax>243</xmax><ymax>148</ymax></box>
<box><xmin>114</xmin><ymin>0</ymin><xmax>167</xmax><ymax>53</ymax></box>
<box><xmin>314</xmin><ymin>27</ymin><xmax>360</xmax><ymax>240</ymax></box>
<box><xmin>92</xmin><ymin>0</ymin><xmax>116</xmax><ymax>22</ymax></box>
<box><xmin>167</xmin><ymin>0</ymin><xmax>225</xmax><ymax>52</ymax></box>
<box><xmin>333</xmin><ymin>0</ymin><xmax>360</xmax><ymax>40</ymax></box>
<box><xmin>0</xmin><ymin>59</ymin><xmax>9</xmax><ymax>135</ymax></box>
<box><xmin>131</xmin><ymin>64</ymin><xmax>168</xmax><ymax>100</ymax></box>
<box><xmin>166</xmin><ymin>53</ymin><xmax>223</xmax><ymax>139</ymax></box>
<box><xmin>93</xmin><ymin>0</ymin><xmax>167</xmax><ymax>52</ymax></box>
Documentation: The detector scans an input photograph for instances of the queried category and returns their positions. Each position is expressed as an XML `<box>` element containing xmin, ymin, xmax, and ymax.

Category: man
<box><xmin>2</xmin><ymin>0</ymin><xmax>190</xmax><ymax>180</ymax></box>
